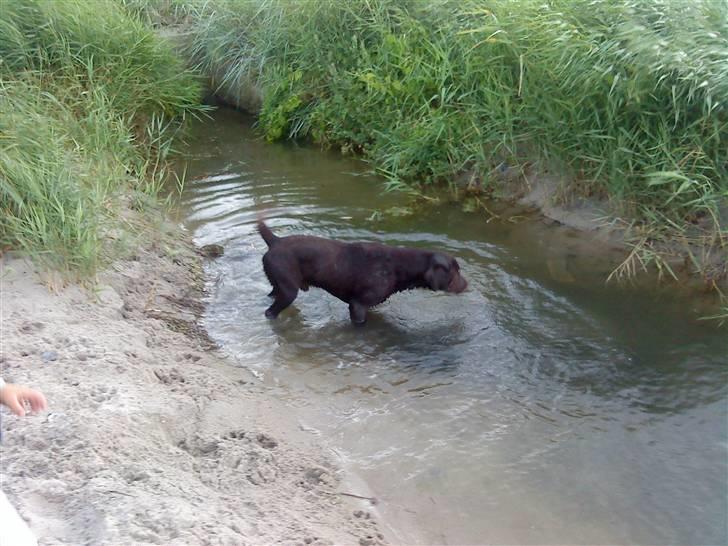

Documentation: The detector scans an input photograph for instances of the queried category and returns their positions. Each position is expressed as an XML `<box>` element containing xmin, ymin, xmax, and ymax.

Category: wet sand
<box><xmin>0</xmin><ymin>227</ymin><xmax>385</xmax><ymax>546</ymax></box>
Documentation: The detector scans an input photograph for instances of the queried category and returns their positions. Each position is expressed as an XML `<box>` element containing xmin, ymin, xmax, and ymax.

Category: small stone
<box><xmin>124</xmin><ymin>469</ymin><xmax>150</xmax><ymax>483</ymax></box>
<box><xmin>97</xmin><ymin>285</ymin><xmax>124</xmax><ymax>315</ymax></box>
<box><xmin>25</xmin><ymin>437</ymin><xmax>49</xmax><ymax>450</ymax></box>
<box><xmin>197</xmin><ymin>440</ymin><xmax>219</xmax><ymax>455</ymax></box>
<box><xmin>19</xmin><ymin>321</ymin><xmax>44</xmax><ymax>333</ymax></box>
<box><xmin>256</xmin><ymin>434</ymin><xmax>278</xmax><ymax>449</ymax></box>
<box><xmin>199</xmin><ymin>244</ymin><xmax>224</xmax><ymax>258</ymax></box>
<box><xmin>41</xmin><ymin>351</ymin><xmax>58</xmax><ymax>362</ymax></box>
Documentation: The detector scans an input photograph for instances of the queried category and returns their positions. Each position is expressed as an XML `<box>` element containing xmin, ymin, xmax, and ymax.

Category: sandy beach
<box><xmin>0</xmin><ymin>229</ymin><xmax>385</xmax><ymax>546</ymax></box>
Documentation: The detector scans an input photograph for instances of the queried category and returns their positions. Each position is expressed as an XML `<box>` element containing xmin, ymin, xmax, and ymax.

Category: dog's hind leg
<box><xmin>348</xmin><ymin>301</ymin><xmax>368</xmax><ymax>325</ymax></box>
<box><xmin>263</xmin><ymin>253</ymin><xmax>280</xmax><ymax>298</ymax></box>
<box><xmin>265</xmin><ymin>283</ymin><xmax>298</xmax><ymax>319</ymax></box>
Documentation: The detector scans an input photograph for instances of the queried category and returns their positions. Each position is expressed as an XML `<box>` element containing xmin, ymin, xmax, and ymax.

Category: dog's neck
<box><xmin>391</xmin><ymin>249</ymin><xmax>431</xmax><ymax>292</ymax></box>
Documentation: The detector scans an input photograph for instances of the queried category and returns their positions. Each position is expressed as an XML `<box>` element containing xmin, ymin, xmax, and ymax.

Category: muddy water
<box><xmin>178</xmin><ymin>109</ymin><xmax>727</xmax><ymax>545</ymax></box>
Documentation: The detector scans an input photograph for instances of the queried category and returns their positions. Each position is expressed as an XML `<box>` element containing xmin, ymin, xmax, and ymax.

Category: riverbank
<box><xmin>0</xmin><ymin>0</ymin><xmax>202</xmax><ymax>278</ymax></box>
<box><xmin>0</xmin><ymin>213</ymin><xmax>387</xmax><ymax>545</ymax></box>
<box><xmin>0</xmin><ymin>3</ymin><xmax>390</xmax><ymax>543</ymax></box>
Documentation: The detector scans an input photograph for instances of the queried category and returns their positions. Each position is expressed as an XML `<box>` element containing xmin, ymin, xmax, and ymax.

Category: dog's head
<box><xmin>424</xmin><ymin>253</ymin><xmax>468</xmax><ymax>294</ymax></box>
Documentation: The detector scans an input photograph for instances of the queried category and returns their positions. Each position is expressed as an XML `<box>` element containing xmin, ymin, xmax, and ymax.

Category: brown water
<box><xmin>178</xmin><ymin>108</ymin><xmax>727</xmax><ymax>545</ymax></box>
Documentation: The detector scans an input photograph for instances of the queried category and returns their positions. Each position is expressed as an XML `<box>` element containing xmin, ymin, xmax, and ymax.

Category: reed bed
<box><xmin>183</xmin><ymin>0</ymin><xmax>726</xmax><ymax>251</ymax></box>
<box><xmin>0</xmin><ymin>0</ymin><xmax>203</xmax><ymax>277</ymax></box>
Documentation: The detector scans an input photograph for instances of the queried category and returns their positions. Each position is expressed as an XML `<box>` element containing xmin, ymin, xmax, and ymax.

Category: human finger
<box><xmin>25</xmin><ymin>390</ymin><xmax>48</xmax><ymax>413</ymax></box>
<box><xmin>6</xmin><ymin>396</ymin><xmax>26</xmax><ymax>417</ymax></box>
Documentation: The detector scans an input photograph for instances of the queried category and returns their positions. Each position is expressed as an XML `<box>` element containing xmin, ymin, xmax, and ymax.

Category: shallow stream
<box><xmin>178</xmin><ymin>109</ymin><xmax>727</xmax><ymax>545</ymax></box>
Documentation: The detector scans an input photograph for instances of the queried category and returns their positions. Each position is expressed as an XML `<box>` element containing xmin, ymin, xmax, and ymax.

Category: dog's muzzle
<box><xmin>448</xmin><ymin>274</ymin><xmax>468</xmax><ymax>294</ymax></box>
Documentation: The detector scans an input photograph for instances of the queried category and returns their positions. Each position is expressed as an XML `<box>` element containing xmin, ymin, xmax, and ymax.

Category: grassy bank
<box><xmin>177</xmin><ymin>0</ymin><xmax>726</xmax><ymax>276</ymax></box>
<box><xmin>0</xmin><ymin>0</ymin><xmax>203</xmax><ymax>278</ymax></box>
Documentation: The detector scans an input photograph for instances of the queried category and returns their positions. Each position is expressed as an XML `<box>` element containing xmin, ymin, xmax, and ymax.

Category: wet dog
<box><xmin>258</xmin><ymin>221</ymin><xmax>467</xmax><ymax>324</ymax></box>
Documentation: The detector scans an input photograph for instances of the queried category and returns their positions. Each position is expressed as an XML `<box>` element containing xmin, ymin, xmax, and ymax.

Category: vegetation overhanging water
<box><xmin>175</xmin><ymin>0</ymin><xmax>727</xmax><ymax>286</ymax></box>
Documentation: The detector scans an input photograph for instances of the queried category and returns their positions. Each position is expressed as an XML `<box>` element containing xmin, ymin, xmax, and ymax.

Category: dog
<box><xmin>258</xmin><ymin>221</ymin><xmax>467</xmax><ymax>324</ymax></box>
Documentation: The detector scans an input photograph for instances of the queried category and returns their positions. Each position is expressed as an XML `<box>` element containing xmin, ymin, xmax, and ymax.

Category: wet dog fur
<box><xmin>258</xmin><ymin>221</ymin><xmax>467</xmax><ymax>324</ymax></box>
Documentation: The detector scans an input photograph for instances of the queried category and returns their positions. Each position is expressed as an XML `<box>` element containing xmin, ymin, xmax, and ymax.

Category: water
<box><xmin>177</xmin><ymin>108</ymin><xmax>727</xmax><ymax>545</ymax></box>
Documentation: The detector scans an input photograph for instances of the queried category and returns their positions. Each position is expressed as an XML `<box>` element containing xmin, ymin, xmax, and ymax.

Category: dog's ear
<box><xmin>425</xmin><ymin>253</ymin><xmax>451</xmax><ymax>290</ymax></box>
<box><xmin>432</xmin><ymin>253</ymin><xmax>450</xmax><ymax>269</ymax></box>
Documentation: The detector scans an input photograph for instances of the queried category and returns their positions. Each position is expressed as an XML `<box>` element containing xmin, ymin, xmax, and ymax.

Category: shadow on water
<box><xmin>176</xmin><ymin>108</ymin><xmax>727</xmax><ymax>546</ymax></box>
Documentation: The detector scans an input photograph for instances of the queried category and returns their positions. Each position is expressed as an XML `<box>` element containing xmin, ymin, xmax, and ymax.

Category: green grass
<box><xmin>184</xmin><ymin>0</ymin><xmax>727</xmax><ymax>264</ymax></box>
<box><xmin>116</xmin><ymin>0</ymin><xmax>201</xmax><ymax>27</ymax></box>
<box><xmin>0</xmin><ymin>0</ymin><xmax>204</xmax><ymax>277</ymax></box>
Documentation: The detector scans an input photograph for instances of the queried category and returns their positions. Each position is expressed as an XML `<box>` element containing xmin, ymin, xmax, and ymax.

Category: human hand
<box><xmin>0</xmin><ymin>383</ymin><xmax>48</xmax><ymax>416</ymax></box>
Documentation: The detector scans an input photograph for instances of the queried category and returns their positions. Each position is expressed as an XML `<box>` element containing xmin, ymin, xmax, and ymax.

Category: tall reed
<box><xmin>186</xmin><ymin>0</ymin><xmax>726</xmax><ymax>239</ymax></box>
<box><xmin>0</xmin><ymin>0</ymin><xmax>203</xmax><ymax>277</ymax></box>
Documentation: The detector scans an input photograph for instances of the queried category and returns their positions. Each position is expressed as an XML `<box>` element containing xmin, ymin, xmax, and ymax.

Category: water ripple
<box><xmin>178</xmin><ymin>111</ymin><xmax>728</xmax><ymax>546</ymax></box>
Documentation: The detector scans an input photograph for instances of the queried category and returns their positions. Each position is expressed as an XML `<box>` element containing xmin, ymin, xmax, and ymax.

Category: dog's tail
<box><xmin>257</xmin><ymin>218</ymin><xmax>280</xmax><ymax>248</ymax></box>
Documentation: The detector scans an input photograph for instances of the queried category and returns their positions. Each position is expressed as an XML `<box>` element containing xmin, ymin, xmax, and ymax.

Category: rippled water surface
<box><xmin>178</xmin><ymin>109</ymin><xmax>727</xmax><ymax>545</ymax></box>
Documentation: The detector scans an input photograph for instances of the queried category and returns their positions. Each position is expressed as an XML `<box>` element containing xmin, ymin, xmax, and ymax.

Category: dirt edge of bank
<box><xmin>0</xmin><ymin>219</ymin><xmax>387</xmax><ymax>546</ymax></box>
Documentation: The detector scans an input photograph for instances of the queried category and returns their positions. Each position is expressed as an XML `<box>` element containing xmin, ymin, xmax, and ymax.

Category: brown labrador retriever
<box><xmin>258</xmin><ymin>221</ymin><xmax>467</xmax><ymax>324</ymax></box>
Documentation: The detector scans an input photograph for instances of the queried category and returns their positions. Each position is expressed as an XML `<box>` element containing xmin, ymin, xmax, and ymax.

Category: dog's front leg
<box><xmin>348</xmin><ymin>301</ymin><xmax>368</xmax><ymax>325</ymax></box>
